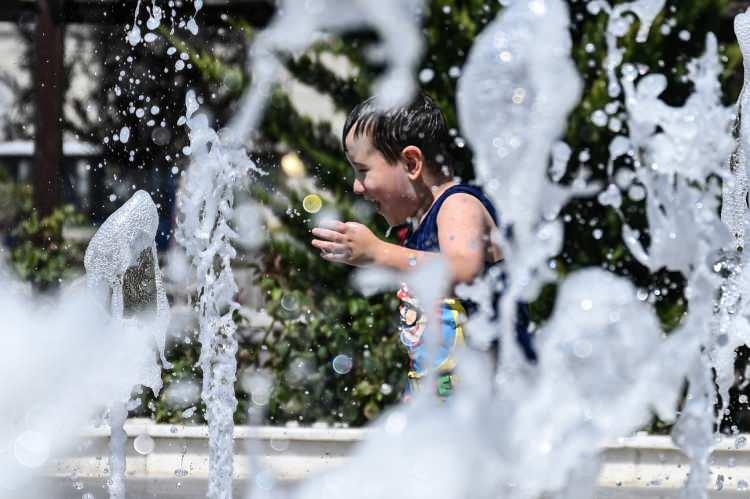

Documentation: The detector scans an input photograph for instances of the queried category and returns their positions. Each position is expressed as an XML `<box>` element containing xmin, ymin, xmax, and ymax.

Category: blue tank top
<box><xmin>403</xmin><ymin>184</ymin><xmax>498</xmax><ymax>252</ymax></box>
<box><xmin>400</xmin><ymin>184</ymin><xmax>537</xmax><ymax>363</ymax></box>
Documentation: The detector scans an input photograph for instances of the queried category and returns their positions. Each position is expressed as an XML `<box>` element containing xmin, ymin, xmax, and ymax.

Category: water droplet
<box><xmin>380</xmin><ymin>383</ymin><xmax>393</xmax><ymax>395</ymax></box>
<box><xmin>255</xmin><ymin>470</ymin><xmax>274</xmax><ymax>490</ymax></box>
<box><xmin>72</xmin><ymin>481</ymin><xmax>84</xmax><ymax>490</ymax></box>
<box><xmin>286</xmin><ymin>357</ymin><xmax>314</xmax><ymax>385</ymax></box>
<box><xmin>133</xmin><ymin>434</ymin><xmax>155</xmax><ymax>455</ymax></box>
<box><xmin>186</xmin><ymin>18</ymin><xmax>199</xmax><ymax>35</ymax></box>
<box><xmin>735</xmin><ymin>436</ymin><xmax>746</xmax><ymax>449</ymax></box>
<box><xmin>592</xmin><ymin>228</ymin><xmax>603</xmax><ymax>240</ymax></box>
<box><xmin>241</xmin><ymin>368</ymin><xmax>273</xmax><ymax>402</ymax></box>
<box><xmin>628</xmin><ymin>184</ymin><xmax>646</xmax><ymax>201</ymax></box>
<box><xmin>716</xmin><ymin>474</ymin><xmax>725</xmax><ymax>491</ymax></box>
<box><xmin>82</xmin><ymin>493</ymin><xmax>96</xmax><ymax>499</ymax></box>
<box><xmin>332</xmin><ymin>354</ymin><xmax>353</xmax><ymax>375</ymax></box>
<box><xmin>181</xmin><ymin>406</ymin><xmax>196</xmax><ymax>419</ymax></box>
<box><xmin>280</xmin><ymin>294</ymin><xmax>299</xmax><ymax>313</ymax></box>
<box><xmin>419</xmin><ymin>68</ymin><xmax>435</xmax><ymax>83</ymax></box>
<box><xmin>302</xmin><ymin>194</ymin><xmax>322</xmax><ymax>214</ymax></box>
<box><xmin>738</xmin><ymin>479</ymin><xmax>748</xmax><ymax>491</ymax></box>
<box><xmin>591</xmin><ymin>110</ymin><xmax>608</xmax><ymax>127</ymax></box>
<box><xmin>269</xmin><ymin>438</ymin><xmax>290</xmax><ymax>452</ymax></box>
<box><xmin>127</xmin><ymin>26</ymin><xmax>141</xmax><ymax>46</ymax></box>
<box><xmin>408</xmin><ymin>256</ymin><xmax>417</xmax><ymax>267</ymax></box>
<box><xmin>512</xmin><ymin>87</ymin><xmax>526</xmax><ymax>105</ymax></box>
<box><xmin>580</xmin><ymin>299</ymin><xmax>593</xmax><ymax>311</ymax></box>
<box><xmin>119</xmin><ymin>126</ymin><xmax>130</xmax><ymax>144</ymax></box>
<box><xmin>385</xmin><ymin>412</ymin><xmax>407</xmax><ymax>434</ymax></box>
<box><xmin>14</xmin><ymin>430</ymin><xmax>50</xmax><ymax>468</ymax></box>
<box><xmin>174</xmin><ymin>468</ymin><xmax>189</xmax><ymax>477</ymax></box>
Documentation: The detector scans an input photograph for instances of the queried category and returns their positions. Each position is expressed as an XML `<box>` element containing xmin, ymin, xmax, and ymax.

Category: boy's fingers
<box><xmin>312</xmin><ymin>239</ymin><xmax>347</xmax><ymax>253</ymax></box>
<box><xmin>311</xmin><ymin>228</ymin><xmax>345</xmax><ymax>242</ymax></box>
<box><xmin>321</xmin><ymin>251</ymin><xmax>351</xmax><ymax>263</ymax></box>
<box><xmin>318</xmin><ymin>220</ymin><xmax>347</xmax><ymax>232</ymax></box>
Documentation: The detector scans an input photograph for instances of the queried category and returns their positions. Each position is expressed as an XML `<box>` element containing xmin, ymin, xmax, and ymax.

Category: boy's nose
<box><xmin>353</xmin><ymin>178</ymin><xmax>366</xmax><ymax>196</ymax></box>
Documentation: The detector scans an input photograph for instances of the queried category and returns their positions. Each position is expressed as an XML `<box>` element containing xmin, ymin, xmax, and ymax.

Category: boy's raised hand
<box><xmin>311</xmin><ymin>221</ymin><xmax>384</xmax><ymax>267</ymax></box>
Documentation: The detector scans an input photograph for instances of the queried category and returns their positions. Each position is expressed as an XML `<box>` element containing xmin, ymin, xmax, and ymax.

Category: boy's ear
<box><xmin>401</xmin><ymin>146</ymin><xmax>424</xmax><ymax>180</ymax></box>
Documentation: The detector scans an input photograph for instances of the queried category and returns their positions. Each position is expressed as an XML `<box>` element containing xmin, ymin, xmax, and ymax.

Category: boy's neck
<box><xmin>413</xmin><ymin>176</ymin><xmax>458</xmax><ymax>224</ymax></box>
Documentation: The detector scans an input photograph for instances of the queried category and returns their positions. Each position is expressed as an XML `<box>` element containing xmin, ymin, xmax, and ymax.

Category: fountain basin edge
<box><xmin>43</xmin><ymin>418</ymin><xmax>750</xmax><ymax>493</ymax></box>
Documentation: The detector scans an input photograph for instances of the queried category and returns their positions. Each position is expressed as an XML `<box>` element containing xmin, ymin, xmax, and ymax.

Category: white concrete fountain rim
<box><xmin>81</xmin><ymin>418</ymin><xmax>367</xmax><ymax>441</ymax></box>
<box><xmin>45</xmin><ymin>418</ymin><xmax>750</xmax><ymax>494</ymax></box>
<box><xmin>77</xmin><ymin>418</ymin><xmax>750</xmax><ymax>451</ymax></box>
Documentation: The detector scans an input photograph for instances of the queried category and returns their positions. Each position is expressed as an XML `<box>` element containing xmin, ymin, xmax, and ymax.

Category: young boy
<box><xmin>311</xmin><ymin>93</ymin><xmax>534</xmax><ymax>398</ymax></box>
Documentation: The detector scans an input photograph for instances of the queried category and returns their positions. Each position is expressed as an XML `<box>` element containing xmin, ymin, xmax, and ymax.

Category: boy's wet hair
<box><xmin>342</xmin><ymin>93</ymin><xmax>454</xmax><ymax>174</ymax></box>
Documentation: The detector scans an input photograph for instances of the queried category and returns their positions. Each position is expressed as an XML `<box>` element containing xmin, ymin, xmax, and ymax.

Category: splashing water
<box><xmin>175</xmin><ymin>90</ymin><xmax>263</xmax><ymax>499</ymax></box>
<box><xmin>84</xmin><ymin>190</ymin><xmax>172</xmax><ymax>499</ymax></box>
<box><xmin>96</xmin><ymin>1</ymin><xmax>750</xmax><ymax>498</ymax></box>
<box><xmin>590</xmin><ymin>0</ymin><xmax>667</xmax><ymax>97</ymax></box>
<box><xmin>289</xmin><ymin>2</ymin><xmax>749</xmax><ymax>499</ymax></box>
<box><xmin>457</xmin><ymin>0</ymin><xmax>582</xmax><ymax>369</ymax></box>
<box><xmin>228</xmin><ymin>0</ymin><xmax>424</xmax><ymax>143</ymax></box>
<box><xmin>0</xmin><ymin>268</ymin><xmax>156</xmax><ymax>497</ymax></box>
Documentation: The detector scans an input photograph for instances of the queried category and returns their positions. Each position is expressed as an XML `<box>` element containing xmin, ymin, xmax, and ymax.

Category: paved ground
<box><xmin>21</xmin><ymin>479</ymin><xmax>750</xmax><ymax>499</ymax></box>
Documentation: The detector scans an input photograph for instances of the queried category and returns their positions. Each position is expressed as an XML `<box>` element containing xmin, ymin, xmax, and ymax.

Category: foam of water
<box><xmin>84</xmin><ymin>189</ymin><xmax>172</xmax><ymax>498</ymax></box>
<box><xmin>0</xmin><ymin>266</ymin><xmax>155</xmax><ymax>497</ymax></box>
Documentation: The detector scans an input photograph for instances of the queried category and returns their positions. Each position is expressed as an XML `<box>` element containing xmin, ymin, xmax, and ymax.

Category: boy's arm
<box><xmin>311</xmin><ymin>221</ymin><xmax>435</xmax><ymax>269</ymax></box>
<box><xmin>435</xmin><ymin>193</ymin><xmax>491</xmax><ymax>284</ymax></box>
<box><xmin>311</xmin><ymin>192</ymin><xmax>493</xmax><ymax>285</ymax></box>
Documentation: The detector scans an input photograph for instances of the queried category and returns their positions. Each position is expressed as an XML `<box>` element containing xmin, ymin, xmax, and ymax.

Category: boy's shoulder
<box><xmin>434</xmin><ymin>185</ymin><xmax>497</xmax><ymax>227</ymax></box>
<box><xmin>436</xmin><ymin>191</ymin><xmax>494</xmax><ymax>229</ymax></box>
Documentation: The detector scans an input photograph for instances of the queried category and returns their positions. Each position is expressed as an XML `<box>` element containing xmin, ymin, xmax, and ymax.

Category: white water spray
<box><xmin>84</xmin><ymin>190</ymin><xmax>172</xmax><ymax>499</ymax></box>
<box><xmin>175</xmin><ymin>90</ymin><xmax>263</xmax><ymax>499</ymax></box>
<box><xmin>228</xmin><ymin>0</ymin><xmax>424</xmax><ymax>143</ymax></box>
<box><xmin>457</xmin><ymin>0</ymin><xmax>582</xmax><ymax>369</ymax></box>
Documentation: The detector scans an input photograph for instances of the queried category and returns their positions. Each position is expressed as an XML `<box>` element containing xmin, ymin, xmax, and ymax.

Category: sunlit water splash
<box><xmin>457</xmin><ymin>0</ymin><xmax>583</xmax><ymax>371</ymax></box>
<box><xmin>175</xmin><ymin>90</ymin><xmax>263</xmax><ymax>499</ymax></box>
<box><xmin>84</xmin><ymin>189</ymin><xmax>172</xmax><ymax>499</ymax></box>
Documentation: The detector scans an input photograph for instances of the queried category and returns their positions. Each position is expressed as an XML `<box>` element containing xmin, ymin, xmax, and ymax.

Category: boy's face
<box><xmin>344</xmin><ymin>129</ymin><xmax>419</xmax><ymax>226</ymax></box>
